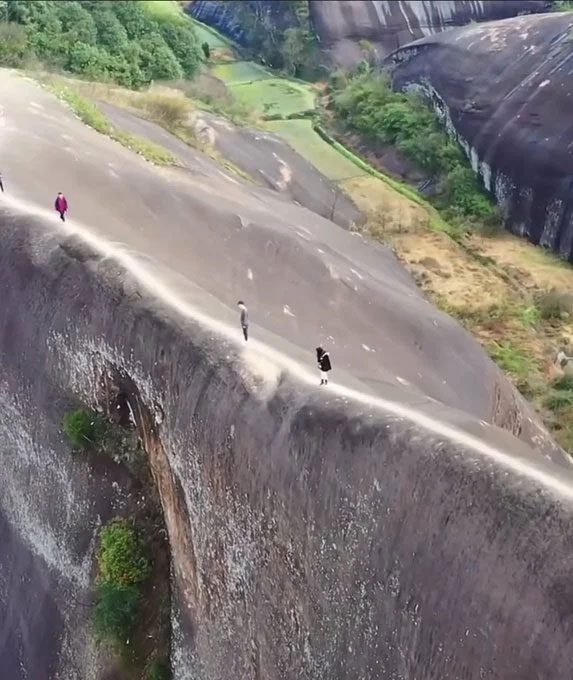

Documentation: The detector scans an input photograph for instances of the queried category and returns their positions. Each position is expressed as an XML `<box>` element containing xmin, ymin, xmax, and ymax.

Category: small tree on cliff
<box><xmin>98</xmin><ymin>520</ymin><xmax>150</xmax><ymax>586</ymax></box>
<box><xmin>281</xmin><ymin>27</ymin><xmax>315</xmax><ymax>77</ymax></box>
<box><xmin>358</xmin><ymin>39</ymin><xmax>377</xmax><ymax>67</ymax></box>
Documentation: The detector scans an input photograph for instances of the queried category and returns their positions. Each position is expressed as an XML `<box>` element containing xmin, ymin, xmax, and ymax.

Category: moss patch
<box><xmin>265</xmin><ymin>118</ymin><xmax>365</xmax><ymax>180</ymax></box>
<box><xmin>212</xmin><ymin>60</ymin><xmax>270</xmax><ymax>84</ymax></box>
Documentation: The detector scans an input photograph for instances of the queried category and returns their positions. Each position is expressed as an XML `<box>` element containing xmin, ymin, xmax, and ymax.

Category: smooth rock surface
<box><xmin>98</xmin><ymin>101</ymin><xmax>363</xmax><ymax>229</ymax></box>
<box><xmin>0</xmin><ymin>70</ymin><xmax>556</xmax><ymax>453</ymax></box>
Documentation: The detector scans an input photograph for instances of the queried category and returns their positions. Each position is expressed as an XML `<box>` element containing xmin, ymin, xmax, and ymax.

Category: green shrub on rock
<box><xmin>3</xmin><ymin>0</ymin><xmax>201</xmax><ymax>87</ymax></box>
<box><xmin>147</xmin><ymin>659</ymin><xmax>171</xmax><ymax>680</ymax></box>
<box><xmin>62</xmin><ymin>409</ymin><xmax>100</xmax><ymax>449</ymax></box>
<box><xmin>98</xmin><ymin>519</ymin><xmax>151</xmax><ymax>587</ymax></box>
<box><xmin>93</xmin><ymin>582</ymin><xmax>141</xmax><ymax>646</ymax></box>
<box><xmin>0</xmin><ymin>23</ymin><xmax>30</xmax><ymax>67</ymax></box>
<box><xmin>93</xmin><ymin>520</ymin><xmax>151</xmax><ymax>651</ymax></box>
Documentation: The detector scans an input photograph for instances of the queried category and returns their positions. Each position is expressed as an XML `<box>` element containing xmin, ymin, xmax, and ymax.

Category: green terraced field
<box><xmin>212</xmin><ymin>61</ymin><xmax>270</xmax><ymax>84</ymax></box>
<box><xmin>172</xmin><ymin>19</ymin><xmax>361</xmax><ymax>179</ymax></box>
<box><xmin>265</xmin><ymin>119</ymin><xmax>367</xmax><ymax>181</ymax></box>
<box><xmin>231</xmin><ymin>79</ymin><xmax>315</xmax><ymax>117</ymax></box>
<box><xmin>190</xmin><ymin>19</ymin><xmax>232</xmax><ymax>49</ymax></box>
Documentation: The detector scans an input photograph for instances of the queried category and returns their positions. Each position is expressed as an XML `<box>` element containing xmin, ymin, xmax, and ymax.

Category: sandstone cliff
<box><xmin>2</xmin><ymin>68</ymin><xmax>573</xmax><ymax>678</ymax></box>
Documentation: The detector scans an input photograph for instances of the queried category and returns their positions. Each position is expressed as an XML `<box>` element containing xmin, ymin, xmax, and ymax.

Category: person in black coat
<box><xmin>316</xmin><ymin>346</ymin><xmax>332</xmax><ymax>385</ymax></box>
<box><xmin>237</xmin><ymin>300</ymin><xmax>249</xmax><ymax>341</ymax></box>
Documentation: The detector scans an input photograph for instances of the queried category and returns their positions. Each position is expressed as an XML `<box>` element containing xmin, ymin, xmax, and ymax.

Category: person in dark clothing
<box><xmin>54</xmin><ymin>192</ymin><xmax>68</xmax><ymax>221</ymax></box>
<box><xmin>0</xmin><ymin>171</ymin><xmax>4</xmax><ymax>193</ymax></box>
<box><xmin>316</xmin><ymin>346</ymin><xmax>332</xmax><ymax>385</ymax></box>
<box><xmin>237</xmin><ymin>301</ymin><xmax>249</xmax><ymax>341</ymax></box>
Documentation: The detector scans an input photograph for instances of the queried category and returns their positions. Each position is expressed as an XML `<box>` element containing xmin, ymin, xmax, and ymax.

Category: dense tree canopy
<box><xmin>0</xmin><ymin>0</ymin><xmax>201</xmax><ymax>88</ymax></box>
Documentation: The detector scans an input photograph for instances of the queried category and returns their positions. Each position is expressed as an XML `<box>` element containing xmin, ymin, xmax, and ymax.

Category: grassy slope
<box><xmin>191</xmin><ymin>21</ymin><xmax>229</xmax><ymax>48</ymax></box>
<box><xmin>188</xmin><ymin>16</ymin><xmax>236</xmax><ymax>49</ymax></box>
<box><xmin>232</xmin><ymin>79</ymin><xmax>314</xmax><ymax>117</ymax></box>
<box><xmin>210</xmin><ymin>63</ymin><xmax>315</xmax><ymax>118</ymax></box>
<box><xmin>211</xmin><ymin>61</ymin><xmax>270</xmax><ymax>83</ymax></box>
<box><xmin>44</xmin><ymin>78</ymin><xmax>178</xmax><ymax>166</ymax></box>
<box><xmin>350</xmin><ymin>177</ymin><xmax>573</xmax><ymax>451</ymax></box>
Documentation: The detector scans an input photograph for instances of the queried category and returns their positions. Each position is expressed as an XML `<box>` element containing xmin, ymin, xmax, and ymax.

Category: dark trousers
<box><xmin>59</xmin><ymin>211</ymin><xmax>66</xmax><ymax>222</ymax></box>
<box><xmin>242</xmin><ymin>325</ymin><xmax>248</xmax><ymax>341</ymax></box>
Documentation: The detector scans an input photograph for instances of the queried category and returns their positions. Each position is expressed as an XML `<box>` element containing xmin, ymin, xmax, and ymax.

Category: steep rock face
<box><xmin>0</xmin><ymin>70</ymin><xmax>558</xmax><ymax>455</ymax></box>
<box><xmin>0</xmin><ymin>302</ymin><xmax>142</xmax><ymax>680</ymax></box>
<box><xmin>187</xmin><ymin>0</ymin><xmax>297</xmax><ymax>45</ymax></box>
<box><xmin>186</xmin><ymin>1</ymin><xmax>551</xmax><ymax>66</ymax></box>
<box><xmin>388</xmin><ymin>12</ymin><xmax>573</xmax><ymax>259</ymax></box>
<box><xmin>2</xmin><ymin>209</ymin><xmax>573</xmax><ymax>679</ymax></box>
<box><xmin>311</xmin><ymin>0</ymin><xmax>551</xmax><ymax>65</ymax></box>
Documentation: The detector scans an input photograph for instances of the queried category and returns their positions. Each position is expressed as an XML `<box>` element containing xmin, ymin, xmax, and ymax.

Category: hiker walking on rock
<box><xmin>316</xmin><ymin>346</ymin><xmax>332</xmax><ymax>385</ymax></box>
<box><xmin>237</xmin><ymin>301</ymin><xmax>249</xmax><ymax>341</ymax></box>
<box><xmin>54</xmin><ymin>192</ymin><xmax>68</xmax><ymax>221</ymax></box>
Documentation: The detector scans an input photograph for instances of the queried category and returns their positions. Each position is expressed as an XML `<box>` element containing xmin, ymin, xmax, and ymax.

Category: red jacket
<box><xmin>55</xmin><ymin>195</ymin><xmax>68</xmax><ymax>212</ymax></box>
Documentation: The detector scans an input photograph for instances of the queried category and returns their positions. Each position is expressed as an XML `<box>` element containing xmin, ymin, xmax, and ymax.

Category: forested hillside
<box><xmin>0</xmin><ymin>0</ymin><xmax>201</xmax><ymax>87</ymax></box>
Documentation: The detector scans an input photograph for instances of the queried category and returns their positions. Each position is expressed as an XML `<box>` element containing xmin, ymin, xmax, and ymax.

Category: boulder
<box><xmin>388</xmin><ymin>12</ymin><xmax>573</xmax><ymax>259</ymax></box>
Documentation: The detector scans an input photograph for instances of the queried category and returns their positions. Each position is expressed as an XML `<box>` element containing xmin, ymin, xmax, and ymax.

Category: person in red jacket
<box><xmin>54</xmin><ymin>192</ymin><xmax>68</xmax><ymax>221</ymax></box>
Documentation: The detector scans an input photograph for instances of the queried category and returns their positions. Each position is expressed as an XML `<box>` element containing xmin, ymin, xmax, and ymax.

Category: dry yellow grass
<box><xmin>342</xmin><ymin>170</ymin><xmax>573</xmax><ymax>453</ymax></box>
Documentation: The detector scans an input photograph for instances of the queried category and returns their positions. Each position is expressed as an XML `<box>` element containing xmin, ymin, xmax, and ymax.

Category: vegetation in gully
<box><xmin>94</xmin><ymin>519</ymin><xmax>150</xmax><ymax>651</ymax></box>
<box><xmin>63</xmin><ymin>406</ymin><xmax>170</xmax><ymax>678</ymax></box>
